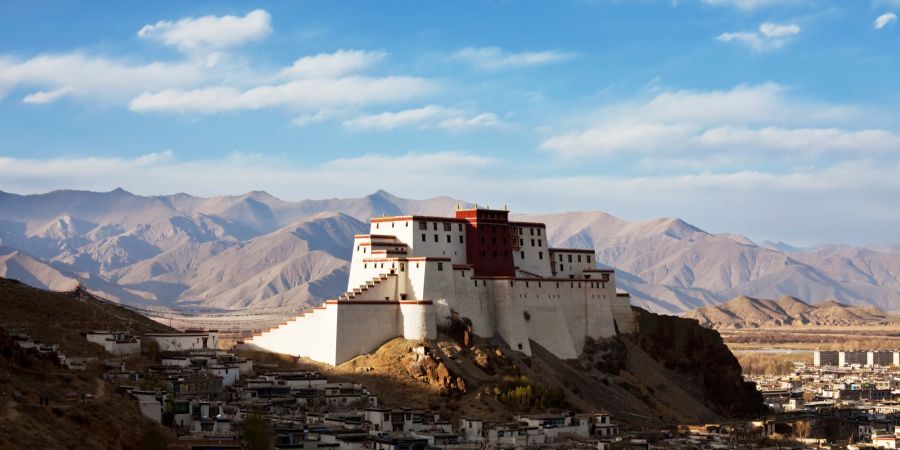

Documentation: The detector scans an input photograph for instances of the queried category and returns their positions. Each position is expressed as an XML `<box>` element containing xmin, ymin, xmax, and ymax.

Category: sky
<box><xmin>0</xmin><ymin>0</ymin><xmax>898</xmax><ymax>246</ymax></box>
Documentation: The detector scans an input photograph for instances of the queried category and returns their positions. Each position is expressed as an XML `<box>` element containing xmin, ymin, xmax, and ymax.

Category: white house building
<box><xmin>246</xmin><ymin>206</ymin><xmax>635</xmax><ymax>366</ymax></box>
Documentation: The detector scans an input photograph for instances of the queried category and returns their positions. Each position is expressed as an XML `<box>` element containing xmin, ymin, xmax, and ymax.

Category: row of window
<box><xmin>518</xmin><ymin>251</ymin><xmax>544</xmax><ymax>260</ymax></box>
<box><xmin>555</xmin><ymin>253</ymin><xmax>591</xmax><ymax>264</ymax></box>
<box><xmin>417</xmin><ymin>221</ymin><xmax>464</xmax><ymax>232</ymax></box>
<box><xmin>422</xmin><ymin>233</ymin><xmax>464</xmax><ymax>244</ymax></box>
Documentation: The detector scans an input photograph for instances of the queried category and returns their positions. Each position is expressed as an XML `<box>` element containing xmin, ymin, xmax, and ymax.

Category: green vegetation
<box><xmin>495</xmin><ymin>376</ymin><xmax>567</xmax><ymax>411</ymax></box>
<box><xmin>243</xmin><ymin>413</ymin><xmax>273</xmax><ymax>450</ymax></box>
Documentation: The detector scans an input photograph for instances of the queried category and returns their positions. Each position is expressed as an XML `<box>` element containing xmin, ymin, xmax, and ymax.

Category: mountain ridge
<box><xmin>0</xmin><ymin>188</ymin><xmax>897</xmax><ymax>313</ymax></box>
<box><xmin>683</xmin><ymin>295</ymin><xmax>900</xmax><ymax>329</ymax></box>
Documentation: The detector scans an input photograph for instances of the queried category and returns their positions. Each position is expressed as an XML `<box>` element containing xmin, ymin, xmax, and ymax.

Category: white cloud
<box><xmin>129</xmin><ymin>76</ymin><xmax>436</xmax><ymax>114</ymax></box>
<box><xmin>717</xmin><ymin>22</ymin><xmax>800</xmax><ymax>51</ymax></box>
<box><xmin>542</xmin><ymin>122</ymin><xmax>698</xmax><ymax>157</ymax></box>
<box><xmin>138</xmin><ymin>9</ymin><xmax>272</xmax><ymax>52</ymax></box>
<box><xmin>0</xmin><ymin>53</ymin><xmax>206</xmax><ymax>104</ymax></box>
<box><xmin>541</xmin><ymin>83</ymin><xmax>899</xmax><ymax>160</ymax></box>
<box><xmin>278</xmin><ymin>50</ymin><xmax>388</xmax><ymax>79</ymax></box>
<box><xmin>343</xmin><ymin>106</ymin><xmax>504</xmax><ymax>131</ymax></box>
<box><xmin>451</xmin><ymin>47</ymin><xmax>574</xmax><ymax>70</ymax></box>
<box><xmin>700</xmin><ymin>0</ymin><xmax>789</xmax><ymax>11</ymax></box>
<box><xmin>875</xmin><ymin>13</ymin><xmax>898</xmax><ymax>29</ymax></box>
<box><xmin>438</xmin><ymin>113</ymin><xmax>502</xmax><ymax>130</ymax></box>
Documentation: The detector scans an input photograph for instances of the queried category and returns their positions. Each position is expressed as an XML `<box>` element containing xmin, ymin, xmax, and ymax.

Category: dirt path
<box><xmin>95</xmin><ymin>379</ymin><xmax>107</xmax><ymax>399</ymax></box>
<box><xmin>1</xmin><ymin>399</ymin><xmax>20</xmax><ymax>421</ymax></box>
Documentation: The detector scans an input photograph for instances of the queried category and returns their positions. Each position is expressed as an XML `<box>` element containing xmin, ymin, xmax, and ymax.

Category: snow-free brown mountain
<box><xmin>0</xmin><ymin>188</ymin><xmax>898</xmax><ymax>313</ymax></box>
<box><xmin>683</xmin><ymin>295</ymin><xmax>900</xmax><ymax>329</ymax></box>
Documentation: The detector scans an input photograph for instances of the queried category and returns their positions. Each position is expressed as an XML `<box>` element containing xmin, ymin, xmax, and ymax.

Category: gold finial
<box><xmin>504</xmin><ymin>204</ymin><xmax>508</xmax><ymax>211</ymax></box>
<box><xmin>456</xmin><ymin>203</ymin><xmax>460</xmax><ymax>210</ymax></box>
<box><xmin>475</xmin><ymin>202</ymin><xmax>478</xmax><ymax>209</ymax></box>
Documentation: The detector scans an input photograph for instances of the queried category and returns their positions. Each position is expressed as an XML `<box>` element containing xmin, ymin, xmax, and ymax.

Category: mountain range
<box><xmin>0</xmin><ymin>188</ymin><xmax>898</xmax><ymax>314</ymax></box>
<box><xmin>683</xmin><ymin>295</ymin><xmax>899</xmax><ymax>329</ymax></box>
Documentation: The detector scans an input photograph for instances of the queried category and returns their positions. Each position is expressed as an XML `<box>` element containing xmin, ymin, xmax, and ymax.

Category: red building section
<box><xmin>455</xmin><ymin>208</ymin><xmax>516</xmax><ymax>277</ymax></box>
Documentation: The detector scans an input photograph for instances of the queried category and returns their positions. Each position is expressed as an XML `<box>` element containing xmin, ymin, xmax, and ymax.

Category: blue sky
<box><xmin>0</xmin><ymin>0</ymin><xmax>899</xmax><ymax>245</ymax></box>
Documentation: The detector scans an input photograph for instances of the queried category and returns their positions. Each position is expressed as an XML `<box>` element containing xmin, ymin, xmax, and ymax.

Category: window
<box><xmin>446</xmin><ymin>235</ymin><xmax>451</xmax><ymax>243</ymax></box>
<box><xmin>458</xmin><ymin>223</ymin><xmax>463</xmax><ymax>231</ymax></box>
<box><xmin>406</xmin><ymin>221</ymin><xmax>409</xmax><ymax>227</ymax></box>
<box><xmin>538</xmin><ymin>252</ymin><xmax>543</xmax><ymax>260</ymax></box>
<box><xmin>559</xmin><ymin>264</ymin><xmax>564</xmax><ymax>272</ymax></box>
<box><xmin>518</xmin><ymin>228</ymin><xmax>523</xmax><ymax>235</ymax></box>
<box><xmin>400</xmin><ymin>263</ymin><xmax>405</xmax><ymax>271</ymax></box>
<box><xmin>578</xmin><ymin>255</ymin><xmax>582</xmax><ymax>262</ymax></box>
<box><xmin>437</xmin><ymin>262</ymin><xmax>444</xmax><ymax>271</ymax></box>
<box><xmin>443</xmin><ymin>222</ymin><xmax>452</xmax><ymax>231</ymax></box>
<box><xmin>433</xmin><ymin>222</ymin><xmax>438</xmax><ymax>231</ymax></box>
<box><xmin>519</xmin><ymin>239</ymin><xmax>524</xmax><ymax>246</ymax></box>
<box><xmin>391</xmin><ymin>222</ymin><xmax>394</xmax><ymax>228</ymax></box>
<box><xmin>459</xmin><ymin>236</ymin><xmax>464</xmax><ymax>243</ymax></box>
<box><xmin>530</xmin><ymin>228</ymin><xmax>534</xmax><ymax>236</ymax></box>
<box><xmin>530</xmin><ymin>239</ymin><xmax>535</xmax><ymax>246</ymax></box>
<box><xmin>568</xmin><ymin>255</ymin><xmax>573</xmax><ymax>263</ymax></box>
<box><xmin>537</xmin><ymin>228</ymin><xmax>542</xmax><ymax>236</ymax></box>
<box><xmin>538</xmin><ymin>239</ymin><xmax>542</xmax><ymax>247</ymax></box>
<box><xmin>376</xmin><ymin>223</ymin><xmax>379</xmax><ymax>229</ymax></box>
<box><xmin>520</xmin><ymin>251</ymin><xmax>525</xmax><ymax>259</ymax></box>
<box><xmin>364</xmin><ymin>263</ymin><xmax>367</xmax><ymax>269</ymax></box>
<box><xmin>434</xmin><ymin>234</ymin><xmax>439</xmax><ymax>242</ymax></box>
<box><xmin>587</xmin><ymin>255</ymin><xmax>592</xmax><ymax>263</ymax></box>
<box><xmin>421</xmin><ymin>233</ymin><xmax>426</xmax><ymax>242</ymax></box>
<box><xmin>419</xmin><ymin>221</ymin><xmax>427</xmax><ymax>230</ymax></box>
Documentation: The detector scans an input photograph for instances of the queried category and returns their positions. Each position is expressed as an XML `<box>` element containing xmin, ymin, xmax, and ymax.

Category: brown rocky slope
<box><xmin>280</xmin><ymin>308</ymin><xmax>765</xmax><ymax>430</ymax></box>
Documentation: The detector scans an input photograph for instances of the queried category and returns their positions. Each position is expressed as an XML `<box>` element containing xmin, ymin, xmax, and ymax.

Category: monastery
<box><xmin>246</xmin><ymin>206</ymin><xmax>635</xmax><ymax>365</ymax></box>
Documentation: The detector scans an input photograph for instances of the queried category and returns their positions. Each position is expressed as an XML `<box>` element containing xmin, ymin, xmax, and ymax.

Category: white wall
<box><xmin>511</xmin><ymin>224</ymin><xmax>551</xmax><ymax>277</ymax></box>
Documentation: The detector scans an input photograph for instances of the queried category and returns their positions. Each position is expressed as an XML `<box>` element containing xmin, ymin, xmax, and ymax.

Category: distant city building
<box><xmin>814</xmin><ymin>349</ymin><xmax>900</xmax><ymax>368</ymax></box>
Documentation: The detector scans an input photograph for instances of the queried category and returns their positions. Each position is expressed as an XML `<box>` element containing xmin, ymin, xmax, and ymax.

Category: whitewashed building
<box><xmin>144</xmin><ymin>330</ymin><xmax>219</xmax><ymax>352</ymax></box>
<box><xmin>246</xmin><ymin>206</ymin><xmax>635</xmax><ymax>365</ymax></box>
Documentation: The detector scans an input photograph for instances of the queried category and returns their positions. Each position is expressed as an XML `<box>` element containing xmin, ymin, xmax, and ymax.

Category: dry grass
<box><xmin>733</xmin><ymin>352</ymin><xmax>811</xmax><ymax>376</ymax></box>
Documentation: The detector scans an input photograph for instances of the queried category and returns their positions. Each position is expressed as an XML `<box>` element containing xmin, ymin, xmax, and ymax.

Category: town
<box><xmin>10</xmin><ymin>327</ymin><xmax>634</xmax><ymax>449</ymax></box>
<box><xmin>747</xmin><ymin>349</ymin><xmax>900</xmax><ymax>448</ymax></box>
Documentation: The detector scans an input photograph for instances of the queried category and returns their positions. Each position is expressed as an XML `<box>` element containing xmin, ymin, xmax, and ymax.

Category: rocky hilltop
<box><xmin>292</xmin><ymin>308</ymin><xmax>766</xmax><ymax>429</ymax></box>
<box><xmin>683</xmin><ymin>295</ymin><xmax>899</xmax><ymax>329</ymax></box>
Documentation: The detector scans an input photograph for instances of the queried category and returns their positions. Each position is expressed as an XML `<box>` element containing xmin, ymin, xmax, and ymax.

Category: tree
<box><xmin>243</xmin><ymin>414</ymin><xmax>272</xmax><ymax>450</ymax></box>
<box><xmin>137</xmin><ymin>427</ymin><xmax>169</xmax><ymax>450</ymax></box>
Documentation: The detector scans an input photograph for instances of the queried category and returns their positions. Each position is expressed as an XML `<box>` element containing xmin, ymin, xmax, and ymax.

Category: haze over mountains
<box><xmin>684</xmin><ymin>295</ymin><xmax>899</xmax><ymax>329</ymax></box>
<box><xmin>0</xmin><ymin>188</ymin><xmax>897</xmax><ymax>314</ymax></box>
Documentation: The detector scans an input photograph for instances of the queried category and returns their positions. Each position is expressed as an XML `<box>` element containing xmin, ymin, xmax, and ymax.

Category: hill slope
<box><xmin>0</xmin><ymin>278</ymin><xmax>175</xmax><ymax>449</ymax></box>
<box><xmin>683</xmin><ymin>295</ymin><xmax>899</xmax><ymax>329</ymax></box>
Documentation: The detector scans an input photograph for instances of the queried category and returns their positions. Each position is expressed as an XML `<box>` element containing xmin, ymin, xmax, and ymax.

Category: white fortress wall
<box><xmin>247</xmin><ymin>305</ymin><xmax>339</xmax><ymax>364</ymax></box>
<box><xmin>399</xmin><ymin>302</ymin><xmax>437</xmax><ymax>341</ymax></box>
<box><xmin>333</xmin><ymin>301</ymin><xmax>406</xmax><ymax>365</ymax></box>
<box><xmin>441</xmin><ymin>268</ymin><xmax>497</xmax><ymax>337</ymax></box>
<box><xmin>611</xmin><ymin>293</ymin><xmax>636</xmax><ymax>334</ymax></box>
<box><xmin>511</xmin><ymin>224</ymin><xmax>552</xmax><ymax>277</ymax></box>
<box><xmin>392</xmin><ymin>218</ymin><xmax>468</xmax><ymax>265</ymax></box>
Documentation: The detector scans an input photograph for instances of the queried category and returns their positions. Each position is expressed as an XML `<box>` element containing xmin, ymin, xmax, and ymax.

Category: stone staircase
<box><xmin>249</xmin><ymin>273</ymin><xmax>398</xmax><ymax>340</ymax></box>
<box><xmin>338</xmin><ymin>273</ymin><xmax>396</xmax><ymax>301</ymax></box>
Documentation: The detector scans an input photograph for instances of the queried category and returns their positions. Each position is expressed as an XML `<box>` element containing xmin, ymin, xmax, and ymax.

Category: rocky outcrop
<box><xmin>631</xmin><ymin>307</ymin><xmax>766</xmax><ymax>418</ymax></box>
